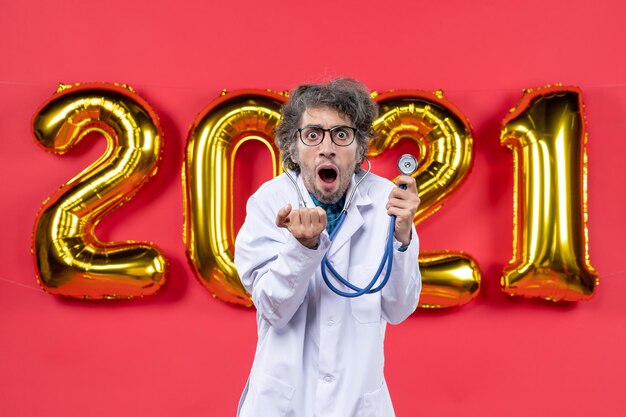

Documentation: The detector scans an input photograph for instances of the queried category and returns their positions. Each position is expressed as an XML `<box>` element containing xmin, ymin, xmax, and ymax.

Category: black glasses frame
<box><xmin>296</xmin><ymin>125</ymin><xmax>358</xmax><ymax>147</ymax></box>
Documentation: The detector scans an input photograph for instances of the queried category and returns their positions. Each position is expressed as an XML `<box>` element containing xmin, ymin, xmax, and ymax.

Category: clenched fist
<box><xmin>276</xmin><ymin>204</ymin><xmax>327</xmax><ymax>249</ymax></box>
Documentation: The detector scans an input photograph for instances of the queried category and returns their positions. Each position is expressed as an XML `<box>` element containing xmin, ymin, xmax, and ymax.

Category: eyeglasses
<box><xmin>297</xmin><ymin>125</ymin><xmax>357</xmax><ymax>147</ymax></box>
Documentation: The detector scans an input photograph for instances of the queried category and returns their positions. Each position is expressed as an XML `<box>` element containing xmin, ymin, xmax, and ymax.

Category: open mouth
<box><xmin>318</xmin><ymin>167</ymin><xmax>338</xmax><ymax>184</ymax></box>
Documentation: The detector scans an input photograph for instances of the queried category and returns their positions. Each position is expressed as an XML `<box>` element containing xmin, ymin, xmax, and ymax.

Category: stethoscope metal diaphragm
<box><xmin>398</xmin><ymin>154</ymin><xmax>418</xmax><ymax>175</ymax></box>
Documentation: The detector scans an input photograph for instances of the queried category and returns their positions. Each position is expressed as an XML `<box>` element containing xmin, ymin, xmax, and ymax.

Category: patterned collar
<box><xmin>309</xmin><ymin>193</ymin><xmax>346</xmax><ymax>235</ymax></box>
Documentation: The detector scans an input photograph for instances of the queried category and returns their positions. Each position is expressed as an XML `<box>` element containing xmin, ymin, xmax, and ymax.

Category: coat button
<box><xmin>323</xmin><ymin>375</ymin><xmax>334</xmax><ymax>383</ymax></box>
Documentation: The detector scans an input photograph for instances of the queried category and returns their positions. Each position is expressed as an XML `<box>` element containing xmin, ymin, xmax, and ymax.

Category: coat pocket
<box><xmin>239</xmin><ymin>372</ymin><xmax>295</xmax><ymax>417</ymax></box>
<box><xmin>356</xmin><ymin>382</ymin><xmax>385</xmax><ymax>417</ymax></box>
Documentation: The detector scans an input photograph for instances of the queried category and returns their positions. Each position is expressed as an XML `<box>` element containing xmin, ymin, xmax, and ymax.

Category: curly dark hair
<box><xmin>275</xmin><ymin>78</ymin><xmax>378</xmax><ymax>173</ymax></box>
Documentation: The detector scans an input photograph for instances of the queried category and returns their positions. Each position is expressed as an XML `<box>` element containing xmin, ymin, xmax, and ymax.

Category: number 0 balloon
<box><xmin>183</xmin><ymin>89</ymin><xmax>287</xmax><ymax>306</ymax></box>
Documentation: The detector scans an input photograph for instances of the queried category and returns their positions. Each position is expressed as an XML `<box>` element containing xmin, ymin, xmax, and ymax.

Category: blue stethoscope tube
<box><xmin>282</xmin><ymin>154</ymin><xmax>416</xmax><ymax>298</ymax></box>
<box><xmin>320</xmin><ymin>201</ymin><xmax>399</xmax><ymax>297</ymax></box>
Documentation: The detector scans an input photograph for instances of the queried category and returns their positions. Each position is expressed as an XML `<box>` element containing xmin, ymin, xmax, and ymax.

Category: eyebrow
<box><xmin>300</xmin><ymin>125</ymin><xmax>352</xmax><ymax>129</ymax></box>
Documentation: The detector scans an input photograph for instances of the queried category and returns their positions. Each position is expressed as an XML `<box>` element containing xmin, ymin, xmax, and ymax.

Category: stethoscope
<box><xmin>282</xmin><ymin>154</ymin><xmax>418</xmax><ymax>298</ymax></box>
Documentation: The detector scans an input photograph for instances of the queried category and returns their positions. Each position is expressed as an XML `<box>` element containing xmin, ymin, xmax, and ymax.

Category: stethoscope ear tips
<box><xmin>398</xmin><ymin>154</ymin><xmax>418</xmax><ymax>175</ymax></box>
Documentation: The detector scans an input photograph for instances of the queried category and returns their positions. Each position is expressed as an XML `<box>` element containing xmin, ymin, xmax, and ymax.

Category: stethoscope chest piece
<box><xmin>398</xmin><ymin>154</ymin><xmax>418</xmax><ymax>175</ymax></box>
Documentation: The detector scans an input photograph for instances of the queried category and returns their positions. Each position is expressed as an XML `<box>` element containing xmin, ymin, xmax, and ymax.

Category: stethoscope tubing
<box><xmin>321</xmin><ymin>214</ymin><xmax>396</xmax><ymax>297</ymax></box>
<box><xmin>281</xmin><ymin>156</ymin><xmax>409</xmax><ymax>298</ymax></box>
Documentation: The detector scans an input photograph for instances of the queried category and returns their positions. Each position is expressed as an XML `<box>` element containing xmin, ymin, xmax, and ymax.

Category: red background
<box><xmin>1</xmin><ymin>1</ymin><xmax>625</xmax><ymax>416</ymax></box>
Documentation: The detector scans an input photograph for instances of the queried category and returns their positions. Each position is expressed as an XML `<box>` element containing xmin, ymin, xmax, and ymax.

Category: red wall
<box><xmin>1</xmin><ymin>1</ymin><xmax>625</xmax><ymax>416</ymax></box>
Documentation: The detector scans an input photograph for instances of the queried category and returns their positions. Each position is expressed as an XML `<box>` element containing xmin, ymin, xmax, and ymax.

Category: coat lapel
<box><xmin>294</xmin><ymin>171</ymin><xmax>373</xmax><ymax>256</ymax></box>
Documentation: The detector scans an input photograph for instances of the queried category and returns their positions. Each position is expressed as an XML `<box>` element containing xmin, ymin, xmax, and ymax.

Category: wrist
<box><xmin>396</xmin><ymin>229</ymin><xmax>412</xmax><ymax>247</ymax></box>
<box><xmin>298</xmin><ymin>237</ymin><xmax>320</xmax><ymax>249</ymax></box>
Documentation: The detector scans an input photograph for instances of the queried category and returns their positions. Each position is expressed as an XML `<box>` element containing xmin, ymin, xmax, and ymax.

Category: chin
<box><xmin>314</xmin><ymin>189</ymin><xmax>340</xmax><ymax>204</ymax></box>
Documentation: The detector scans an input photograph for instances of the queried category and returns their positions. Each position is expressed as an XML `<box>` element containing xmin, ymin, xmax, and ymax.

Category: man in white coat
<box><xmin>235</xmin><ymin>79</ymin><xmax>421</xmax><ymax>417</ymax></box>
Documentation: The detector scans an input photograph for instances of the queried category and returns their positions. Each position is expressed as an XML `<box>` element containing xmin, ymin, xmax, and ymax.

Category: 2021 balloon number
<box><xmin>31</xmin><ymin>83</ymin><xmax>598</xmax><ymax>307</ymax></box>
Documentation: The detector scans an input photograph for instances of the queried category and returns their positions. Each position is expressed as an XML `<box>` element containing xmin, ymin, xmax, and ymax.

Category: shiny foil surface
<box><xmin>500</xmin><ymin>86</ymin><xmax>598</xmax><ymax>301</ymax></box>
<box><xmin>32</xmin><ymin>83</ymin><xmax>167</xmax><ymax>299</ymax></box>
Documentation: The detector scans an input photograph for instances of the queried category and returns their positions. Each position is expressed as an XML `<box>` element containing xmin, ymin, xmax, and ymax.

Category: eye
<box><xmin>301</xmin><ymin>127</ymin><xmax>323</xmax><ymax>143</ymax></box>
<box><xmin>332</xmin><ymin>127</ymin><xmax>353</xmax><ymax>142</ymax></box>
<box><xmin>306</xmin><ymin>130</ymin><xmax>320</xmax><ymax>139</ymax></box>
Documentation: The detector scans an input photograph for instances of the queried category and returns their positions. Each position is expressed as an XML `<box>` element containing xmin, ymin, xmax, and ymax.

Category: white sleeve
<box><xmin>380</xmin><ymin>224</ymin><xmax>422</xmax><ymax>324</ymax></box>
<box><xmin>234</xmin><ymin>195</ymin><xmax>329</xmax><ymax>329</ymax></box>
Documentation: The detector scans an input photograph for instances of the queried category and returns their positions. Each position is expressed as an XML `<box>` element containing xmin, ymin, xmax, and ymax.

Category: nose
<box><xmin>317</xmin><ymin>132</ymin><xmax>336</xmax><ymax>157</ymax></box>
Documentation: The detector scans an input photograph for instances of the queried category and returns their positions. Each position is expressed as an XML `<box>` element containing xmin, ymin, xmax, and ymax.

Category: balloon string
<box><xmin>595</xmin><ymin>269</ymin><xmax>626</xmax><ymax>279</ymax></box>
<box><xmin>4</xmin><ymin>79</ymin><xmax>626</xmax><ymax>91</ymax></box>
<box><xmin>0</xmin><ymin>276</ymin><xmax>41</xmax><ymax>292</ymax></box>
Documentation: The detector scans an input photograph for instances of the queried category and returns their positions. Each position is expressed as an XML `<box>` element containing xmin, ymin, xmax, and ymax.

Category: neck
<box><xmin>309</xmin><ymin>192</ymin><xmax>346</xmax><ymax>207</ymax></box>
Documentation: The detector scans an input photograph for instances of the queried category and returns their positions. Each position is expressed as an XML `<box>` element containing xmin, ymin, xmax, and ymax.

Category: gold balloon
<box><xmin>500</xmin><ymin>86</ymin><xmax>598</xmax><ymax>301</ymax></box>
<box><xmin>417</xmin><ymin>251</ymin><xmax>481</xmax><ymax>308</ymax></box>
<box><xmin>372</xmin><ymin>90</ymin><xmax>479</xmax><ymax>308</ymax></box>
<box><xmin>183</xmin><ymin>89</ymin><xmax>287</xmax><ymax>306</ymax></box>
<box><xmin>32</xmin><ymin>83</ymin><xmax>167</xmax><ymax>299</ymax></box>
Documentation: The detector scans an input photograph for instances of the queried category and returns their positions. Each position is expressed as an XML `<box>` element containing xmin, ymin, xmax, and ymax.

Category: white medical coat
<box><xmin>234</xmin><ymin>171</ymin><xmax>421</xmax><ymax>417</ymax></box>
